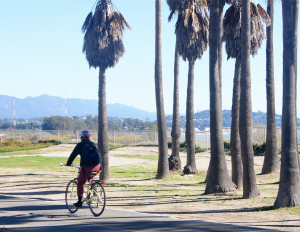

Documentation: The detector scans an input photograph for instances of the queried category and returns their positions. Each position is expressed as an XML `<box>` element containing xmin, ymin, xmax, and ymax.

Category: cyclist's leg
<box><xmin>75</xmin><ymin>169</ymin><xmax>87</xmax><ymax>207</ymax></box>
<box><xmin>83</xmin><ymin>164</ymin><xmax>101</xmax><ymax>183</ymax></box>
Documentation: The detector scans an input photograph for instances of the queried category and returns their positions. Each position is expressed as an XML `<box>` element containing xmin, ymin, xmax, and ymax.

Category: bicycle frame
<box><xmin>69</xmin><ymin>165</ymin><xmax>103</xmax><ymax>204</ymax></box>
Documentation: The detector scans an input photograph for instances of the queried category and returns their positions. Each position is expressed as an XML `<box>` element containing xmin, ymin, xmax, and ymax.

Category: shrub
<box><xmin>38</xmin><ymin>140</ymin><xmax>62</xmax><ymax>145</ymax></box>
<box><xmin>252</xmin><ymin>141</ymin><xmax>266</xmax><ymax>156</ymax></box>
<box><xmin>223</xmin><ymin>140</ymin><xmax>267</xmax><ymax>156</ymax></box>
<box><xmin>224</xmin><ymin>140</ymin><xmax>230</xmax><ymax>151</ymax></box>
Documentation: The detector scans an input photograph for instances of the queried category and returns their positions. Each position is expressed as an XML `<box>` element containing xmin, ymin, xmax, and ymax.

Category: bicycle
<box><xmin>62</xmin><ymin>163</ymin><xmax>106</xmax><ymax>217</ymax></box>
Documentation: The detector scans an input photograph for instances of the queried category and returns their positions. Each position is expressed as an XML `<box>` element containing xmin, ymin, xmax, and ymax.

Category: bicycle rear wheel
<box><xmin>89</xmin><ymin>182</ymin><xmax>106</xmax><ymax>217</ymax></box>
<box><xmin>65</xmin><ymin>180</ymin><xmax>79</xmax><ymax>213</ymax></box>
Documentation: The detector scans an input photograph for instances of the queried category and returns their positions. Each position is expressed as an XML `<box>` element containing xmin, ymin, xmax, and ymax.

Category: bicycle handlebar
<box><xmin>59</xmin><ymin>162</ymin><xmax>80</xmax><ymax>169</ymax></box>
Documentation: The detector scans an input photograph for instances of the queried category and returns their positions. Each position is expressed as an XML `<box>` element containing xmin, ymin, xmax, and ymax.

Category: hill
<box><xmin>0</xmin><ymin>95</ymin><xmax>157</xmax><ymax>121</ymax></box>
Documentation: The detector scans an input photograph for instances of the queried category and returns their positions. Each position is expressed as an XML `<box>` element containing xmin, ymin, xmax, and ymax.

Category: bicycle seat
<box><xmin>88</xmin><ymin>172</ymin><xmax>98</xmax><ymax>178</ymax></box>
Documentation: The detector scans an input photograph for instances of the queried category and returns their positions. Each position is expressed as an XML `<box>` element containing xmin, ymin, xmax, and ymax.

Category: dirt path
<box><xmin>0</xmin><ymin>145</ymin><xmax>299</xmax><ymax>231</ymax></box>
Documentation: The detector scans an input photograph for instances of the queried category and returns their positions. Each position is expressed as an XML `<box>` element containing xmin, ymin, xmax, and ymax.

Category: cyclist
<box><xmin>66</xmin><ymin>130</ymin><xmax>102</xmax><ymax>208</ymax></box>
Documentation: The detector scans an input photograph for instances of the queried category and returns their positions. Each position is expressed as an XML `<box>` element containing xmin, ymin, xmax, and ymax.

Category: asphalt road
<box><xmin>0</xmin><ymin>195</ymin><xmax>283</xmax><ymax>232</ymax></box>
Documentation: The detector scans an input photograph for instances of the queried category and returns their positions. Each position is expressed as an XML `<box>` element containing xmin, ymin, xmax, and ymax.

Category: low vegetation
<box><xmin>168</xmin><ymin>140</ymin><xmax>207</xmax><ymax>153</ymax></box>
<box><xmin>0</xmin><ymin>140</ymin><xmax>61</xmax><ymax>153</ymax></box>
<box><xmin>224</xmin><ymin>140</ymin><xmax>267</xmax><ymax>156</ymax></box>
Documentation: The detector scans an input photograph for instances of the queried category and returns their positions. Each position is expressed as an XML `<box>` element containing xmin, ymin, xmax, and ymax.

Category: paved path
<box><xmin>0</xmin><ymin>195</ymin><xmax>282</xmax><ymax>232</ymax></box>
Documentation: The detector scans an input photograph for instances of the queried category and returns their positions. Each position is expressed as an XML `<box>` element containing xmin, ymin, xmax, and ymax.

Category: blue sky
<box><xmin>0</xmin><ymin>0</ymin><xmax>296</xmax><ymax>117</ymax></box>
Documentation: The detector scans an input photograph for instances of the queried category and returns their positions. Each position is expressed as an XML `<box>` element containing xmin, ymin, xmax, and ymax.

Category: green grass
<box><xmin>0</xmin><ymin>148</ymin><xmax>69</xmax><ymax>157</ymax></box>
<box><xmin>109</xmin><ymin>144</ymin><xmax>126</xmax><ymax>151</ymax></box>
<box><xmin>111</xmin><ymin>153</ymin><xmax>158</xmax><ymax>161</ymax></box>
<box><xmin>110</xmin><ymin>165</ymin><xmax>156</xmax><ymax>179</ymax></box>
<box><xmin>0</xmin><ymin>156</ymin><xmax>80</xmax><ymax>169</ymax></box>
<box><xmin>0</xmin><ymin>143</ymin><xmax>53</xmax><ymax>153</ymax></box>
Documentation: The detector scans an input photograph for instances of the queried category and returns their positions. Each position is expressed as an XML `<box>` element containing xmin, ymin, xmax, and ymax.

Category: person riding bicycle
<box><xmin>66</xmin><ymin>130</ymin><xmax>102</xmax><ymax>208</ymax></box>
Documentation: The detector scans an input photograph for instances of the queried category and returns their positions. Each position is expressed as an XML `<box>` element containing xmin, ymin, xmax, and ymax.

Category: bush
<box><xmin>195</xmin><ymin>146</ymin><xmax>206</xmax><ymax>153</ymax></box>
<box><xmin>253</xmin><ymin>141</ymin><xmax>266</xmax><ymax>156</ymax></box>
<box><xmin>38</xmin><ymin>140</ymin><xmax>62</xmax><ymax>145</ymax></box>
<box><xmin>169</xmin><ymin>140</ymin><xmax>206</xmax><ymax>153</ymax></box>
<box><xmin>224</xmin><ymin>140</ymin><xmax>230</xmax><ymax>151</ymax></box>
<box><xmin>223</xmin><ymin>140</ymin><xmax>266</xmax><ymax>156</ymax></box>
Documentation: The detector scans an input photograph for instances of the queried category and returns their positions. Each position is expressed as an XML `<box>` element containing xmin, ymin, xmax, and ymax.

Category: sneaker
<box><xmin>74</xmin><ymin>201</ymin><xmax>82</xmax><ymax>208</ymax></box>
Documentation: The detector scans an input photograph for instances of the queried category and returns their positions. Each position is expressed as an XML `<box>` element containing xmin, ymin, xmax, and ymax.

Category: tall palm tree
<box><xmin>169</xmin><ymin>0</ymin><xmax>209</xmax><ymax>174</ymax></box>
<box><xmin>274</xmin><ymin>0</ymin><xmax>300</xmax><ymax>209</ymax></box>
<box><xmin>82</xmin><ymin>0</ymin><xmax>131</xmax><ymax>181</ymax></box>
<box><xmin>239</xmin><ymin>0</ymin><xmax>261</xmax><ymax>198</ymax></box>
<box><xmin>166</xmin><ymin>8</ymin><xmax>181</xmax><ymax>171</ymax></box>
<box><xmin>223</xmin><ymin>1</ymin><xmax>270</xmax><ymax>188</ymax></box>
<box><xmin>168</xmin><ymin>45</ymin><xmax>182</xmax><ymax>171</ymax></box>
<box><xmin>262</xmin><ymin>0</ymin><xmax>280</xmax><ymax>174</ymax></box>
<box><xmin>230</xmin><ymin>57</ymin><xmax>243</xmax><ymax>188</ymax></box>
<box><xmin>205</xmin><ymin>0</ymin><xmax>236</xmax><ymax>194</ymax></box>
<box><xmin>204</xmin><ymin>0</ymin><xmax>233</xmax><ymax>184</ymax></box>
<box><xmin>155</xmin><ymin>0</ymin><xmax>170</xmax><ymax>179</ymax></box>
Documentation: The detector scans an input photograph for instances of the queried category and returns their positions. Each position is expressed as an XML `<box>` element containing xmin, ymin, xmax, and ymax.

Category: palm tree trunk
<box><xmin>205</xmin><ymin>0</ymin><xmax>235</xmax><ymax>193</ymax></box>
<box><xmin>262</xmin><ymin>0</ymin><xmax>280</xmax><ymax>174</ymax></box>
<box><xmin>183</xmin><ymin>61</ymin><xmax>197</xmax><ymax>174</ymax></box>
<box><xmin>98</xmin><ymin>67</ymin><xmax>109</xmax><ymax>181</ymax></box>
<box><xmin>205</xmin><ymin>1</ymin><xmax>225</xmax><ymax>184</ymax></box>
<box><xmin>169</xmin><ymin>45</ymin><xmax>181</xmax><ymax>171</ymax></box>
<box><xmin>155</xmin><ymin>0</ymin><xmax>169</xmax><ymax>179</ymax></box>
<box><xmin>274</xmin><ymin>0</ymin><xmax>300</xmax><ymax>209</ymax></box>
<box><xmin>291</xmin><ymin>0</ymin><xmax>299</xmax><ymax>164</ymax></box>
<box><xmin>230</xmin><ymin>57</ymin><xmax>243</xmax><ymax>189</ymax></box>
<box><xmin>239</xmin><ymin>0</ymin><xmax>259</xmax><ymax>199</ymax></box>
<box><xmin>218</xmin><ymin>2</ymin><xmax>225</xmax><ymax>109</ymax></box>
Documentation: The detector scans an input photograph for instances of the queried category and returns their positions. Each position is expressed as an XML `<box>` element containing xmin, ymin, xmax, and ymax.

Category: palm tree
<box><xmin>155</xmin><ymin>0</ymin><xmax>170</xmax><ymax>179</ymax></box>
<box><xmin>205</xmin><ymin>0</ymin><xmax>236</xmax><ymax>194</ymax></box>
<box><xmin>204</xmin><ymin>0</ymin><xmax>233</xmax><ymax>184</ymax></box>
<box><xmin>262</xmin><ymin>0</ymin><xmax>280</xmax><ymax>174</ymax></box>
<box><xmin>169</xmin><ymin>0</ymin><xmax>209</xmax><ymax>174</ymax></box>
<box><xmin>223</xmin><ymin>1</ymin><xmax>270</xmax><ymax>189</ymax></box>
<box><xmin>166</xmin><ymin>8</ymin><xmax>181</xmax><ymax>171</ymax></box>
<box><xmin>239</xmin><ymin>0</ymin><xmax>262</xmax><ymax>198</ymax></box>
<box><xmin>168</xmin><ymin>45</ymin><xmax>182</xmax><ymax>171</ymax></box>
<box><xmin>82</xmin><ymin>0</ymin><xmax>131</xmax><ymax>181</ymax></box>
<box><xmin>274</xmin><ymin>0</ymin><xmax>300</xmax><ymax>209</ymax></box>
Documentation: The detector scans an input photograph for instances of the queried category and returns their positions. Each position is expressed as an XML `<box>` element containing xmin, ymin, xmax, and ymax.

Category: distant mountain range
<box><xmin>0</xmin><ymin>95</ymin><xmax>157</xmax><ymax>121</ymax></box>
<box><xmin>1</xmin><ymin>95</ymin><xmax>296</xmax><ymax>128</ymax></box>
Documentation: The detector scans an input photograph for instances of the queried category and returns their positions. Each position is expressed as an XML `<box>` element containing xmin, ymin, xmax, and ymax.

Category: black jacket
<box><xmin>66</xmin><ymin>140</ymin><xmax>100</xmax><ymax>166</ymax></box>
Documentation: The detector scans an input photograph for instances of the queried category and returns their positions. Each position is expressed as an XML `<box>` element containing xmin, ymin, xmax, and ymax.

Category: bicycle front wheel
<box><xmin>65</xmin><ymin>180</ymin><xmax>79</xmax><ymax>213</ymax></box>
<box><xmin>89</xmin><ymin>182</ymin><xmax>106</xmax><ymax>217</ymax></box>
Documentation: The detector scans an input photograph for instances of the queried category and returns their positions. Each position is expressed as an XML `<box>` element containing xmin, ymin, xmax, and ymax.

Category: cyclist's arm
<box><xmin>66</xmin><ymin>143</ymin><xmax>81</xmax><ymax>166</ymax></box>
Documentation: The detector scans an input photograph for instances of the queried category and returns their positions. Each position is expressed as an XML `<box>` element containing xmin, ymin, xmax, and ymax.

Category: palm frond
<box><xmin>176</xmin><ymin>5</ymin><xmax>209</xmax><ymax>62</ymax></box>
<box><xmin>192</xmin><ymin>11</ymin><xmax>200</xmax><ymax>32</ymax></box>
<box><xmin>168</xmin><ymin>9</ymin><xmax>176</xmax><ymax>22</ymax></box>
<box><xmin>82</xmin><ymin>12</ymin><xmax>93</xmax><ymax>33</ymax></box>
<box><xmin>119</xmin><ymin>13</ymin><xmax>132</xmax><ymax>31</ymax></box>
<box><xmin>223</xmin><ymin>1</ymin><xmax>267</xmax><ymax>60</ymax></box>
<box><xmin>257</xmin><ymin>4</ymin><xmax>271</xmax><ymax>26</ymax></box>
<box><xmin>82</xmin><ymin>0</ymin><xmax>130</xmax><ymax>70</ymax></box>
<box><xmin>199</xmin><ymin>0</ymin><xmax>207</xmax><ymax>7</ymax></box>
<box><xmin>184</xmin><ymin>9</ymin><xmax>192</xmax><ymax>27</ymax></box>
